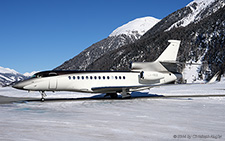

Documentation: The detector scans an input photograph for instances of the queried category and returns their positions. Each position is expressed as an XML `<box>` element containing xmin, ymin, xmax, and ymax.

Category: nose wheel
<box><xmin>40</xmin><ymin>91</ymin><xmax>47</xmax><ymax>102</ymax></box>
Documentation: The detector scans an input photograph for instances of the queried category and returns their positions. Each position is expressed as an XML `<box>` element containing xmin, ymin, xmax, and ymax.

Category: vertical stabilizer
<box><xmin>156</xmin><ymin>40</ymin><xmax>181</xmax><ymax>62</ymax></box>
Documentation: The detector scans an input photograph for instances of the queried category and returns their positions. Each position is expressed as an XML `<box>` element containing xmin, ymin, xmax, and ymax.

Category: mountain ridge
<box><xmin>56</xmin><ymin>0</ymin><xmax>225</xmax><ymax>83</ymax></box>
<box><xmin>86</xmin><ymin>0</ymin><xmax>225</xmax><ymax>82</ymax></box>
<box><xmin>109</xmin><ymin>17</ymin><xmax>160</xmax><ymax>37</ymax></box>
<box><xmin>0</xmin><ymin>66</ymin><xmax>28</xmax><ymax>87</ymax></box>
<box><xmin>55</xmin><ymin>16</ymin><xmax>160</xmax><ymax>71</ymax></box>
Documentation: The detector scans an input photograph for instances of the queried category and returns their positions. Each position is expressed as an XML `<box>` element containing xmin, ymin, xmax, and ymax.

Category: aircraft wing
<box><xmin>91</xmin><ymin>85</ymin><xmax>155</xmax><ymax>93</ymax></box>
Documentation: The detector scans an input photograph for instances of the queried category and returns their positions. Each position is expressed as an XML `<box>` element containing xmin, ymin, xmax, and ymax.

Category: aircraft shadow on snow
<box><xmin>24</xmin><ymin>91</ymin><xmax>225</xmax><ymax>103</ymax></box>
<box><xmin>24</xmin><ymin>92</ymin><xmax>166</xmax><ymax>103</ymax></box>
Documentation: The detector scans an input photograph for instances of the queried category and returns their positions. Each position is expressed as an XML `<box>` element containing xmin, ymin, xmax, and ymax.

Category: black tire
<box><xmin>109</xmin><ymin>93</ymin><xmax>118</xmax><ymax>99</ymax></box>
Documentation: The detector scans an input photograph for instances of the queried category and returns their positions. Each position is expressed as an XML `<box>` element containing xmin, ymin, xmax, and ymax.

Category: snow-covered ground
<box><xmin>0</xmin><ymin>80</ymin><xmax>225</xmax><ymax>140</ymax></box>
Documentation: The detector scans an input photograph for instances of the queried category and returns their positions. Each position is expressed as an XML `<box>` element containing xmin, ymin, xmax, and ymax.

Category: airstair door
<box><xmin>49</xmin><ymin>78</ymin><xmax>57</xmax><ymax>90</ymax></box>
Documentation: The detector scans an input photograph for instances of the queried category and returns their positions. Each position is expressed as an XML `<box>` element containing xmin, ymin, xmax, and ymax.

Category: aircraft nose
<box><xmin>13</xmin><ymin>82</ymin><xmax>24</xmax><ymax>90</ymax></box>
<box><xmin>12</xmin><ymin>81</ymin><xmax>28</xmax><ymax>90</ymax></box>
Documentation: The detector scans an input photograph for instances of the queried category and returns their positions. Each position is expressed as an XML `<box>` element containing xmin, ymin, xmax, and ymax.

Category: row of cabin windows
<box><xmin>68</xmin><ymin>75</ymin><xmax>126</xmax><ymax>80</ymax></box>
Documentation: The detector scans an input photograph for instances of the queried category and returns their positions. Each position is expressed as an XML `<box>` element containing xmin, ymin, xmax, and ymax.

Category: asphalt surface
<box><xmin>0</xmin><ymin>95</ymin><xmax>38</xmax><ymax>104</ymax></box>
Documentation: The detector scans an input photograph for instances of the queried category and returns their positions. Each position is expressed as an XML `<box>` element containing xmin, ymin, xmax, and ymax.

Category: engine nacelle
<box><xmin>140</xmin><ymin>71</ymin><xmax>164</xmax><ymax>81</ymax></box>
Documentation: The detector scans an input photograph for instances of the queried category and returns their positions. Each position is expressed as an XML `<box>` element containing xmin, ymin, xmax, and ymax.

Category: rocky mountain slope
<box><xmin>86</xmin><ymin>0</ymin><xmax>225</xmax><ymax>82</ymax></box>
<box><xmin>0</xmin><ymin>66</ymin><xmax>27</xmax><ymax>87</ymax></box>
<box><xmin>55</xmin><ymin>0</ymin><xmax>224</xmax><ymax>82</ymax></box>
<box><xmin>55</xmin><ymin>17</ymin><xmax>160</xmax><ymax>70</ymax></box>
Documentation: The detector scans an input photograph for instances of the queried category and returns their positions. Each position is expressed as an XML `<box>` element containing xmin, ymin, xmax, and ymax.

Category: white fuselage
<box><xmin>15</xmin><ymin>71</ymin><xmax>179</xmax><ymax>93</ymax></box>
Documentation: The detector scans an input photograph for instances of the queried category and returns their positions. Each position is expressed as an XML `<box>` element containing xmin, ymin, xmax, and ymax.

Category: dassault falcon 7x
<box><xmin>13</xmin><ymin>40</ymin><xmax>182</xmax><ymax>101</ymax></box>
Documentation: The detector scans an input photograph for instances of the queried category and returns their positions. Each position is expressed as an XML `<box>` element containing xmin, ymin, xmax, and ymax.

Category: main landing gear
<box><xmin>121</xmin><ymin>89</ymin><xmax>131</xmax><ymax>98</ymax></box>
<box><xmin>104</xmin><ymin>93</ymin><xmax>118</xmax><ymax>99</ymax></box>
<box><xmin>40</xmin><ymin>91</ymin><xmax>47</xmax><ymax>102</ymax></box>
<box><xmin>105</xmin><ymin>90</ymin><xmax>131</xmax><ymax>99</ymax></box>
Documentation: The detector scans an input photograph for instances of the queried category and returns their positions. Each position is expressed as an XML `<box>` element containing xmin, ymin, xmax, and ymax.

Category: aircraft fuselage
<box><xmin>14</xmin><ymin>70</ymin><xmax>180</xmax><ymax>93</ymax></box>
<box><xmin>13</xmin><ymin>40</ymin><xmax>182</xmax><ymax>100</ymax></box>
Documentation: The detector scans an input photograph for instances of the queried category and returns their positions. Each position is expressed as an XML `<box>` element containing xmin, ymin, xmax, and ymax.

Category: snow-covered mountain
<box><xmin>0</xmin><ymin>67</ymin><xmax>18</xmax><ymax>74</ymax></box>
<box><xmin>0</xmin><ymin>66</ymin><xmax>28</xmax><ymax>87</ymax></box>
<box><xmin>56</xmin><ymin>0</ymin><xmax>224</xmax><ymax>84</ymax></box>
<box><xmin>86</xmin><ymin>0</ymin><xmax>225</xmax><ymax>83</ymax></box>
<box><xmin>110</xmin><ymin>17</ymin><xmax>160</xmax><ymax>38</ymax></box>
<box><xmin>55</xmin><ymin>16</ymin><xmax>160</xmax><ymax>70</ymax></box>
<box><xmin>166</xmin><ymin>0</ymin><xmax>225</xmax><ymax>31</ymax></box>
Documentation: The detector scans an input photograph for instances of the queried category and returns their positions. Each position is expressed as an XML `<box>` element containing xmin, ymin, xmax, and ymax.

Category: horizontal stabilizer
<box><xmin>131</xmin><ymin>40</ymin><xmax>181</xmax><ymax>72</ymax></box>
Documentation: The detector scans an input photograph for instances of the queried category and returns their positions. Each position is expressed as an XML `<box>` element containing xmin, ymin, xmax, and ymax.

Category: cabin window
<box><xmin>68</xmin><ymin>75</ymin><xmax>126</xmax><ymax>80</ymax></box>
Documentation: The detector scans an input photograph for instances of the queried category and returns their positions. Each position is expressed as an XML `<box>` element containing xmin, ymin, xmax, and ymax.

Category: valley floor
<box><xmin>0</xmin><ymin>80</ymin><xmax>225</xmax><ymax>140</ymax></box>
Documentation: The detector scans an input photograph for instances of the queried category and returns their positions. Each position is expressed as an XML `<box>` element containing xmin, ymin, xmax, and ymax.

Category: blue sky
<box><xmin>0</xmin><ymin>0</ymin><xmax>192</xmax><ymax>74</ymax></box>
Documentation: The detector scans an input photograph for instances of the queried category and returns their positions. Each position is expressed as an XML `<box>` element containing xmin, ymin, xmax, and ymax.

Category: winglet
<box><xmin>156</xmin><ymin>40</ymin><xmax>181</xmax><ymax>62</ymax></box>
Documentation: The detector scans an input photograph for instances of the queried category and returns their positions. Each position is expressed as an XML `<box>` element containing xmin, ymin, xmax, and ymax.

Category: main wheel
<box><xmin>109</xmin><ymin>93</ymin><xmax>118</xmax><ymax>99</ymax></box>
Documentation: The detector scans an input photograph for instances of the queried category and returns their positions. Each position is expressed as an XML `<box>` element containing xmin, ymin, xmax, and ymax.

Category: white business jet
<box><xmin>13</xmin><ymin>40</ymin><xmax>182</xmax><ymax>101</ymax></box>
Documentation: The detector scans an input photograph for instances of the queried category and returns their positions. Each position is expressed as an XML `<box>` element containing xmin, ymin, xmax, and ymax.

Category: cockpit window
<box><xmin>31</xmin><ymin>75</ymin><xmax>37</xmax><ymax>78</ymax></box>
<box><xmin>32</xmin><ymin>71</ymin><xmax>58</xmax><ymax>78</ymax></box>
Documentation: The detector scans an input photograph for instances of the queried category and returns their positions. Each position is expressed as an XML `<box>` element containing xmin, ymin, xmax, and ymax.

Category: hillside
<box><xmin>55</xmin><ymin>17</ymin><xmax>160</xmax><ymax>70</ymax></box>
<box><xmin>55</xmin><ymin>0</ymin><xmax>225</xmax><ymax>83</ymax></box>
<box><xmin>0</xmin><ymin>66</ymin><xmax>27</xmax><ymax>87</ymax></box>
<box><xmin>86</xmin><ymin>0</ymin><xmax>225</xmax><ymax>82</ymax></box>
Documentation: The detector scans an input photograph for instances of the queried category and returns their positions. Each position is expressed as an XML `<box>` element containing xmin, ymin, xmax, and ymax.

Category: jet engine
<box><xmin>140</xmin><ymin>71</ymin><xmax>164</xmax><ymax>81</ymax></box>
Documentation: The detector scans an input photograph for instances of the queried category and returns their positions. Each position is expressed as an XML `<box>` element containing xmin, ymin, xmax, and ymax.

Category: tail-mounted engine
<box><xmin>140</xmin><ymin>71</ymin><xmax>164</xmax><ymax>81</ymax></box>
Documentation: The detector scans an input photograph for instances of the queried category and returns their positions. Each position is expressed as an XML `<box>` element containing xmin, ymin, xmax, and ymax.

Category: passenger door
<box><xmin>49</xmin><ymin>78</ymin><xmax>57</xmax><ymax>90</ymax></box>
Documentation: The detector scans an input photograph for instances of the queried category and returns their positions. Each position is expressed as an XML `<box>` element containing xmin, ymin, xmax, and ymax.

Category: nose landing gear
<box><xmin>40</xmin><ymin>91</ymin><xmax>47</xmax><ymax>102</ymax></box>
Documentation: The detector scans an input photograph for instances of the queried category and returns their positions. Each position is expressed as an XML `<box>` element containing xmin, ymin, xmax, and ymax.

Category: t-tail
<box><xmin>131</xmin><ymin>40</ymin><xmax>182</xmax><ymax>84</ymax></box>
<box><xmin>131</xmin><ymin>40</ymin><xmax>181</xmax><ymax>72</ymax></box>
